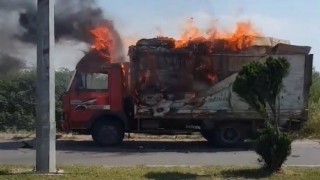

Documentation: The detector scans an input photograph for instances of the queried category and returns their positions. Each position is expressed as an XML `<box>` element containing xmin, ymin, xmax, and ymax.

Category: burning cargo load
<box><xmin>129</xmin><ymin>36</ymin><xmax>311</xmax><ymax>119</ymax></box>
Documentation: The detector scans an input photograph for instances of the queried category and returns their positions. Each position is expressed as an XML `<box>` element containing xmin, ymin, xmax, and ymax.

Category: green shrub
<box><xmin>255</xmin><ymin>126</ymin><xmax>292</xmax><ymax>172</ymax></box>
<box><xmin>0</xmin><ymin>68</ymin><xmax>73</xmax><ymax>131</ymax></box>
<box><xmin>233</xmin><ymin>57</ymin><xmax>291</xmax><ymax>172</ymax></box>
<box><xmin>303</xmin><ymin>101</ymin><xmax>320</xmax><ymax>137</ymax></box>
<box><xmin>303</xmin><ymin>70</ymin><xmax>320</xmax><ymax>137</ymax></box>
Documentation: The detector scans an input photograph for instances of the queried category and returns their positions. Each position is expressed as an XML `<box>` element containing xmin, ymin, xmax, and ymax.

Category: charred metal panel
<box><xmin>76</xmin><ymin>50</ymin><xmax>122</xmax><ymax>73</ymax></box>
<box><xmin>129</xmin><ymin>43</ymin><xmax>265</xmax><ymax>117</ymax></box>
<box><xmin>128</xmin><ymin>38</ymin><xmax>311</xmax><ymax>124</ymax></box>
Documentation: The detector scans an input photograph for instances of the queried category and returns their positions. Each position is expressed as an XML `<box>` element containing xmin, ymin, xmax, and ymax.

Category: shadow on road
<box><xmin>220</xmin><ymin>168</ymin><xmax>272</xmax><ymax>179</ymax></box>
<box><xmin>0</xmin><ymin>138</ymin><xmax>253</xmax><ymax>153</ymax></box>
<box><xmin>57</xmin><ymin>139</ymin><xmax>253</xmax><ymax>153</ymax></box>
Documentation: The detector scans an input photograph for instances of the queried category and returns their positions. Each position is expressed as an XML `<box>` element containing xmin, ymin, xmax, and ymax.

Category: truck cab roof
<box><xmin>76</xmin><ymin>50</ymin><xmax>123</xmax><ymax>73</ymax></box>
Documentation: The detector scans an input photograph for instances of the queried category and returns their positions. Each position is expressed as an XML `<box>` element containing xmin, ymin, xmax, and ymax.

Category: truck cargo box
<box><xmin>129</xmin><ymin>37</ymin><xmax>312</xmax><ymax>127</ymax></box>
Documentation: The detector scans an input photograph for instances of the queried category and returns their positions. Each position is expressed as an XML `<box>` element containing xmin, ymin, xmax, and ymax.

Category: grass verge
<box><xmin>0</xmin><ymin>165</ymin><xmax>319</xmax><ymax>180</ymax></box>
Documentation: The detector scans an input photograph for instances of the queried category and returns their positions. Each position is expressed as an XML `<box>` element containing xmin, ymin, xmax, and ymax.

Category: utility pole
<box><xmin>36</xmin><ymin>0</ymin><xmax>56</xmax><ymax>173</ymax></box>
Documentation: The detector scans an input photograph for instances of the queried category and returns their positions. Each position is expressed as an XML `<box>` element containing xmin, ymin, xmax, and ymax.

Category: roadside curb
<box><xmin>100</xmin><ymin>164</ymin><xmax>320</xmax><ymax>168</ymax></box>
<box><xmin>285</xmin><ymin>165</ymin><xmax>320</xmax><ymax>167</ymax></box>
<box><xmin>101</xmin><ymin>165</ymin><xmax>253</xmax><ymax>168</ymax></box>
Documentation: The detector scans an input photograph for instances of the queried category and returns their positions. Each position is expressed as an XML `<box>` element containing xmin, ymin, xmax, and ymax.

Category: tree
<box><xmin>233</xmin><ymin>56</ymin><xmax>291</xmax><ymax>172</ymax></box>
<box><xmin>0</xmin><ymin>68</ymin><xmax>73</xmax><ymax>131</ymax></box>
<box><xmin>304</xmin><ymin>69</ymin><xmax>320</xmax><ymax>136</ymax></box>
<box><xmin>55</xmin><ymin>68</ymin><xmax>74</xmax><ymax>120</ymax></box>
<box><xmin>309</xmin><ymin>69</ymin><xmax>320</xmax><ymax>103</ymax></box>
<box><xmin>233</xmin><ymin>57</ymin><xmax>289</xmax><ymax>133</ymax></box>
<box><xmin>0</xmin><ymin>70</ymin><xmax>36</xmax><ymax>131</ymax></box>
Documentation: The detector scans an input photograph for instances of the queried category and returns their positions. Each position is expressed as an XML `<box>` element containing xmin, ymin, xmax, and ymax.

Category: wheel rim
<box><xmin>98</xmin><ymin>125</ymin><xmax>118</xmax><ymax>145</ymax></box>
<box><xmin>222</xmin><ymin>127</ymin><xmax>240</xmax><ymax>144</ymax></box>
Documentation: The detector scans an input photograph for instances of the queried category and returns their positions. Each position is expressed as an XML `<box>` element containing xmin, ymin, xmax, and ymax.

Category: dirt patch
<box><xmin>0</xmin><ymin>132</ymin><xmax>204</xmax><ymax>141</ymax></box>
<box><xmin>0</xmin><ymin>132</ymin><xmax>34</xmax><ymax>140</ymax></box>
<box><xmin>125</xmin><ymin>133</ymin><xmax>204</xmax><ymax>141</ymax></box>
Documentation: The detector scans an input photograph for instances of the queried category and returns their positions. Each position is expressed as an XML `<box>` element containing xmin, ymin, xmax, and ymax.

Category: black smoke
<box><xmin>19</xmin><ymin>1</ymin><xmax>118</xmax><ymax>42</ymax></box>
<box><xmin>0</xmin><ymin>0</ymin><xmax>124</xmax><ymax>62</ymax></box>
<box><xmin>0</xmin><ymin>53</ymin><xmax>26</xmax><ymax>77</ymax></box>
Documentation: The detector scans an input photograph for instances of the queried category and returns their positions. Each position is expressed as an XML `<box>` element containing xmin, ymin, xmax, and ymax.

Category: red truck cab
<box><xmin>60</xmin><ymin>51</ymin><xmax>130</xmax><ymax>145</ymax></box>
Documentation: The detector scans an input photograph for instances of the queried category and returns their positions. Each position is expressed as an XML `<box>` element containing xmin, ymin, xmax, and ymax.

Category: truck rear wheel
<box><xmin>91</xmin><ymin>119</ymin><xmax>124</xmax><ymax>146</ymax></box>
<box><xmin>214</xmin><ymin>123</ymin><xmax>246</xmax><ymax>148</ymax></box>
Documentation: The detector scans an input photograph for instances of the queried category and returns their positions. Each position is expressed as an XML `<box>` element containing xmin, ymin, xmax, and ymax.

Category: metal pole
<box><xmin>36</xmin><ymin>0</ymin><xmax>56</xmax><ymax>173</ymax></box>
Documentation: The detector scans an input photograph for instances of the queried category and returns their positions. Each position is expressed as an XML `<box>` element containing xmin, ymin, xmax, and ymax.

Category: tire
<box><xmin>200</xmin><ymin>129</ymin><xmax>215</xmax><ymax>144</ymax></box>
<box><xmin>214</xmin><ymin>123</ymin><xmax>246</xmax><ymax>148</ymax></box>
<box><xmin>91</xmin><ymin>119</ymin><xmax>124</xmax><ymax>146</ymax></box>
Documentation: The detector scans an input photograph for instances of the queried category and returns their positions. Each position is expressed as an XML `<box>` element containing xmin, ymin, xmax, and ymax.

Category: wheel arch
<box><xmin>87</xmin><ymin>111</ymin><xmax>128</xmax><ymax>132</ymax></box>
<box><xmin>200</xmin><ymin>119</ymin><xmax>255</xmax><ymax>147</ymax></box>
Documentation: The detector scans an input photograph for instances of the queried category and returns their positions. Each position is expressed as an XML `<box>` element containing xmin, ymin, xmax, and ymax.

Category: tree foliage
<box><xmin>0</xmin><ymin>68</ymin><xmax>73</xmax><ymax>131</ymax></box>
<box><xmin>232</xmin><ymin>61</ymin><xmax>268</xmax><ymax>117</ymax></box>
<box><xmin>255</xmin><ymin>126</ymin><xmax>291</xmax><ymax>171</ymax></box>
<box><xmin>233</xmin><ymin>56</ymin><xmax>291</xmax><ymax>172</ymax></box>
<box><xmin>233</xmin><ymin>57</ymin><xmax>290</xmax><ymax>131</ymax></box>
<box><xmin>309</xmin><ymin>70</ymin><xmax>320</xmax><ymax>103</ymax></box>
<box><xmin>303</xmin><ymin>69</ymin><xmax>320</xmax><ymax>136</ymax></box>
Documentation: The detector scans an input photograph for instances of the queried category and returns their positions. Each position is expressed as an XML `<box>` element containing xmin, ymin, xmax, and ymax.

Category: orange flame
<box><xmin>222</xmin><ymin>22</ymin><xmax>260</xmax><ymax>51</ymax></box>
<box><xmin>175</xmin><ymin>18</ymin><xmax>202</xmax><ymax>47</ymax></box>
<box><xmin>175</xmin><ymin>19</ymin><xmax>261</xmax><ymax>51</ymax></box>
<box><xmin>207</xmin><ymin>73</ymin><xmax>217</xmax><ymax>82</ymax></box>
<box><xmin>90</xmin><ymin>26</ymin><xmax>114</xmax><ymax>61</ymax></box>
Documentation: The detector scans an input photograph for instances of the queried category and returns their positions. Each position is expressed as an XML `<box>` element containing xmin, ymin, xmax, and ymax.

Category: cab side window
<box><xmin>75</xmin><ymin>72</ymin><xmax>108</xmax><ymax>91</ymax></box>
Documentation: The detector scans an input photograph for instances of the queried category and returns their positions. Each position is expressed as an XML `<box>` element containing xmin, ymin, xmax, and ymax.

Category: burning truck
<box><xmin>59</xmin><ymin>27</ymin><xmax>313</xmax><ymax>147</ymax></box>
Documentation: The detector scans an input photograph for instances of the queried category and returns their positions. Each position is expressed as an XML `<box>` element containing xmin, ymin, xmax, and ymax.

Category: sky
<box><xmin>97</xmin><ymin>0</ymin><xmax>320</xmax><ymax>70</ymax></box>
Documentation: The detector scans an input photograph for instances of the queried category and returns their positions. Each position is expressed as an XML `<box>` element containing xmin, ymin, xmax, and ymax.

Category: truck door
<box><xmin>68</xmin><ymin>71</ymin><xmax>110</xmax><ymax>128</ymax></box>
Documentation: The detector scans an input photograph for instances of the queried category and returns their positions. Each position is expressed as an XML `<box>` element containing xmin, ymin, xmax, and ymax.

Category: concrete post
<box><xmin>36</xmin><ymin>0</ymin><xmax>56</xmax><ymax>173</ymax></box>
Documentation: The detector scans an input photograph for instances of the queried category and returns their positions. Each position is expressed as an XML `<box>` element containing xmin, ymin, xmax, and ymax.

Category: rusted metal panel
<box><xmin>129</xmin><ymin>38</ymin><xmax>311</xmax><ymax>123</ymax></box>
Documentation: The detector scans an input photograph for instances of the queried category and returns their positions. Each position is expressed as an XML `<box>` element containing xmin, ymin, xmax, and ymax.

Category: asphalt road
<box><xmin>0</xmin><ymin>138</ymin><xmax>319</xmax><ymax>166</ymax></box>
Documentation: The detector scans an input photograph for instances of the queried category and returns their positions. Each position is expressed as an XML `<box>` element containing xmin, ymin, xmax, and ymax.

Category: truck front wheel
<box><xmin>91</xmin><ymin>119</ymin><xmax>125</xmax><ymax>146</ymax></box>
